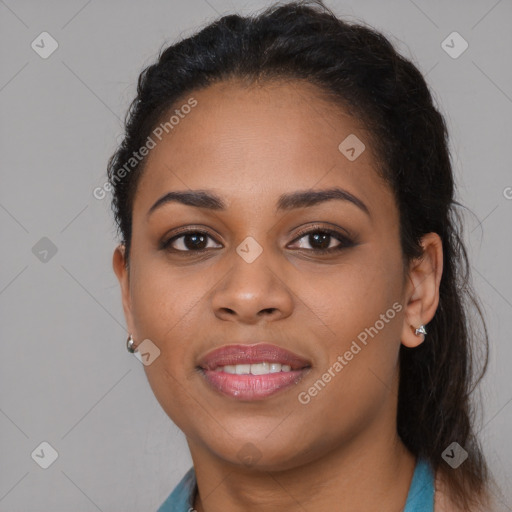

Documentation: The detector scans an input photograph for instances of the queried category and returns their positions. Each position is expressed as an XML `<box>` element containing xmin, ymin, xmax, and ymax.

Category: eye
<box><xmin>161</xmin><ymin>225</ymin><xmax>355</xmax><ymax>255</ymax></box>
<box><xmin>289</xmin><ymin>226</ymin><xmax>355</xmax><ymax>254</ymax></box>
<box><xmin>161</xmin><ymin>229</ymin><xmax>222</xmax><ymax>253</ymax></box>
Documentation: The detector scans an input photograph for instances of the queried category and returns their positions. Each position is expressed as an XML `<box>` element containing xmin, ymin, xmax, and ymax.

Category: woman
<box><xmin>109</xmin><ymin>1</ymin><xmax>495</xmax><ymax>510</ymax></box>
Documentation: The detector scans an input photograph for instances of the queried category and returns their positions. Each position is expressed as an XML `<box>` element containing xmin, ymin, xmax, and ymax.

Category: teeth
<box><xmin>214</xmin><ymin>362</ymin><xmax>294</xmax><ymax>374</ymax></box>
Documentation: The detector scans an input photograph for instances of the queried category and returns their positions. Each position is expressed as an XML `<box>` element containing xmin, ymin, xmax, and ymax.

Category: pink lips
<box><xmin>198</xmin><ymin>343</ymin><xmax>311</xmax><ymax>371</ymax></box>
<box><xmin>197</xmin><ymin>343</ymin><xmax>311</xmax><ymax>400</ymax></box>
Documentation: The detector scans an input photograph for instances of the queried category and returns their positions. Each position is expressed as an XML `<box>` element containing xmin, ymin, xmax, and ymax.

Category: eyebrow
<box><xmin>147</xmin><ymin>187</ymin><xmax>370</xmax><ymax>218</ymax></box>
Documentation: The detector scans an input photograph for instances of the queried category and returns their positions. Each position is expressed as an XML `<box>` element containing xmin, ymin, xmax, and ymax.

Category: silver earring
<box><xmin>126</xmin><ymin>334</ymin><xmax>136</xmax><ymax>353</ymax></box>
<box><xmin>415</xmin><ymin>325</ymin><xmax>427</xmax><ymax>337</ymax></box>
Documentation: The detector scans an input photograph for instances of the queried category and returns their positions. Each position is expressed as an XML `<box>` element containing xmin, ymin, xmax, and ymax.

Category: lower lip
<box><xmin>199</xmin><ymin>368</ymin><xmax>310</xmax><ymax>400</ymax></box>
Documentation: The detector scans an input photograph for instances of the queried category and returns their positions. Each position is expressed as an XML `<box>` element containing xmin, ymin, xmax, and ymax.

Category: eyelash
<box><xmin>161</xmin><ymin>225</ymin><xmax>355</xmax><ymax>255</ymax></box>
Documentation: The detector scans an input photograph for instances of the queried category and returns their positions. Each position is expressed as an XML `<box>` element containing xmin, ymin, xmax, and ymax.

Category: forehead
<box><xmin>133</xmin><ymin>79</ymin><xmax>392</xmax><ymax>218</ymax></box>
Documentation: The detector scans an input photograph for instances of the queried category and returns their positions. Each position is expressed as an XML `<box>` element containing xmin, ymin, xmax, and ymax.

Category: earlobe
<box><xmin>406</xmin><ymin>323</ymin><xmax>427</xmax><ymax>346</ymax></box>
<box><xmin>400</xmin><ymin>232</ymin><xmax>443</xmax><ymax>348</ymax></box>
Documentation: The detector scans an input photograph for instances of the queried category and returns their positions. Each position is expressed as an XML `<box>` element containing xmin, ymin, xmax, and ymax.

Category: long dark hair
<box><xmin>107</xmin><ymin>1</ymin><xmax>491</xmax><ymax>508</ymax></box>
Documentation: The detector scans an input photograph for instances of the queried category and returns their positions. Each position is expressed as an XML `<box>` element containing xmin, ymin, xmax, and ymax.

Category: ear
<box><xmin>112</xmin><ymin>244</ymin><xmax>136</xmax><ymax>336</ymax></box>
<box><xmin>401</xmin><ymin>232</ymin><xmax>443</xmax><ymax>348</ymax></box>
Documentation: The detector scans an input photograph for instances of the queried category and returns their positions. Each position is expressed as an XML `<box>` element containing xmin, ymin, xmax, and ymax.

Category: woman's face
<box><xmin>114</xmin><ymin>79</ymin><xmax>424</xmax><ymax>471</ymax></box>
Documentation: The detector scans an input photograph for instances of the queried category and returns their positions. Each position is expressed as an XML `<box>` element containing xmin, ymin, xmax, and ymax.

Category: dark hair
<box><xmin>107</xmin><ymin>1</ymin><xmax>491</xmax><ymax>508</ymax></box>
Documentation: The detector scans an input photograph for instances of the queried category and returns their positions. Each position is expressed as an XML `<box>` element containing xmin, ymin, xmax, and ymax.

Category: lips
<box><xmin>196</xmin><ymin>343</ymin><xmax>312</xmax><ymax>400</ymax></box>
<box><xmin>197</xmin><ymin>343</ymin><xmax>312</xmax><ymax>371</ymax></box>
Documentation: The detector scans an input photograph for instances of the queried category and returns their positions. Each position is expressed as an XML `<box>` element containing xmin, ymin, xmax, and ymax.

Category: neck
<box><xmin>188</xmin><ymin>413</ymin><xmax>416</xmax><ymax>512</ymax></box>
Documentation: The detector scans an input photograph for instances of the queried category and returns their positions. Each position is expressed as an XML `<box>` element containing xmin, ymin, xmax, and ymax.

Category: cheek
<box><xmin>129</xmin><ymin>257</ymin><xmax>198</xmax><ymax>340</ymax></box>
<box><xmin>294</xmin><ymin>253</ymin><xmax>403</xmax><ymax>339</ymax></box>
<box><xmin>294</xmin><ymin>251</ymin><xmax>403</xmax><ymax>400</ymax></box>
<box><xmin>129</xmin><ymin>261</ymin><xmax>200</xmax><ymax>391</ymax></box>
<box><xmin>130</xmin><ymin>262</ymin><xmax>204</xmax><ymax>432</ymax></box>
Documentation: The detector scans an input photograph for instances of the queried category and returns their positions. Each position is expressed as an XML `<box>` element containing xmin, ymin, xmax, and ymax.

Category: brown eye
<box><xmin>162</xmin><ymin>230</ymin><xmax>222</xmax><ymax>252</ymax></box>
<box><xmin>290</xmin><ymin>227</ymin><xmax>355</xmax><ymax>254</ymax></box>
<box><xmin>299</xmin><ymin>231</ymin><xmax>335</xmax><ymax>250</ymax></box>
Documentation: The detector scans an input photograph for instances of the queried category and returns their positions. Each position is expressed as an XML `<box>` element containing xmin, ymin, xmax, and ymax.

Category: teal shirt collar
<box><xmin>157</xmin><ymin>457</ymin><xmax>435</xmax><ymax>511</ymax></box>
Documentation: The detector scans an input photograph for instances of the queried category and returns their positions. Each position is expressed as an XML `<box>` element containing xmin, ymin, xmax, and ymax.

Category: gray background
<box><xmin>1</xmin><ymin>0</ymin><xmax>511</xmax><ymax>510</ymax></box>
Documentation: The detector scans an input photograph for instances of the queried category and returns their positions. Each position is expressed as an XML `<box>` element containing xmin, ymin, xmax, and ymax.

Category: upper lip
<box><xmin>198</xmin><ymin>343</ymin><xmax>312</xmax><ymax>371</ymax></box>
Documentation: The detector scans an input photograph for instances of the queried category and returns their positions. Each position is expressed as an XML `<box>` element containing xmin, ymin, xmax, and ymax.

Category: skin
<box><xmin>113</xmin><ymin>79</ymin><xmax>443</xmax><ymax>512</ymax></box>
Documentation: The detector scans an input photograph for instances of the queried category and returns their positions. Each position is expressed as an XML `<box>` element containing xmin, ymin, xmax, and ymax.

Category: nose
<box><xmin>211</xmin><ymin>249</ymin><xmax>294</xmax><ymax>325</ymax></box>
